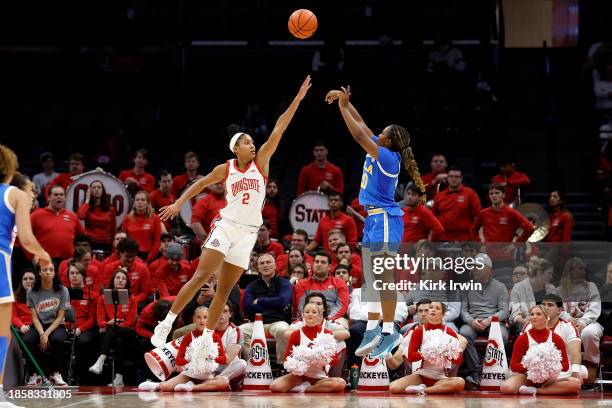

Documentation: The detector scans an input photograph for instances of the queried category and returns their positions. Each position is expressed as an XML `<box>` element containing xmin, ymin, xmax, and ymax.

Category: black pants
<box><xmin>23</xmin><ymin>325</ymin><xmax>66</xmax><ymax>375</ymax></box>
<box><xmin>74</xmin><ymin>330</ymin><xmax>97</xmax><ymax>383</ymax></box>
<box><xmin>100</xmin><ymin>326</ymin><xmax>136</xmax><ymax>375</ymax></box>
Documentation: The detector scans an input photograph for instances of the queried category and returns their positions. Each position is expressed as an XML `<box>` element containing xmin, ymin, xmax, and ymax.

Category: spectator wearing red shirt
<box><xmin>45</xmin><ymin>152</ymin><xmax>85</xmax><ymax>199</ymax></box>
<box><xmin>297</xmin><ymin>143</ymin><xmax>344</xmax><ymax>195</ymax></box>
<box><xmin>278</xmin><ymin>248</ymin><xmax>313</xmax><ymax>278</ymax></box>
<box><xmin>347</xmin><ymin>197</ymin><xmax>366</xmax><ymax>239</ymax></box>
<box><xmin>77</xmin><ymin>180</ymin><xmax>117</xmax><ymax>251</ymax></box>
<box><xmin>148</xmin><ymin>233</ymin><xmax>174</xmax><ymax>271</ymax></box>
<box><xmin>191</xmin><ymin>182</ymin><xmax>226</xmax><ymax>244</ymax></box>
<box><xmin>276</xmin><ymin>230</ymin><xmax>310</xmax><ymax>273</ymax></box>
<box><xmin>101</xmin><ymin>232</ymin><xmax>127</xmax><ymax>268</ymax></box>
<box><xmin>150</xmin><ymin>170</ymin><xmax>175</xmax><ymax>231</ymax></box>
<box><xmin>432</xmin><ymin>167</ymin><xmax>481</xmax><ymax>241</ymax></box>
<box><xmin>402</xmin><ymin>182</ymin><xmax>444</xmax><ymax>242</ymax></box>
<box><xmin>545</xmin><ymin>191</ymin><xmax>574</xmax><ymax>242</ymax></box>
<box><xmin>170</xmin><ymin>151</ymin><xmax>202</xmax><ymax>199</ymax></box>
<box><xmin>119</xmin><ymin>148</ymin><xmax>156</xmax><ymax>194</ymax></box>
<box><xmin>31</xmin><ymin>185</ymin><xmax>86</xmax><ymax>263</ymax></box>
<box><xmin>135</xmin><ymin>298</ymin><xmax>175</xmax><ymax>365</ymax></box>
<box><xmin>65</xmin><ymin>262</ymin><xmax>98</xmax><ymax>380</ymax></box>
<box><xmin>421</xmin><ymin>153</ymin><xmax>448</xmax><ymax>201</ymax></box>
<box><xmin>12</xmin><ymin>269</ymin><xmax>36</xmax><ymax>334</ymax></box>
<box><xmin>102</xmin><ymin>237</ymin><xmax>151</xmax><ymax>305</ymax></box>
<box><xmin>306</xmin><ymin>192</ymin><xmax>357</xmax><ymax>252</ymax></box>
<box><xmin>256</xmin><ymin>221</ymin><xmax>284</xmax><ymax>259</ymax></box>
<box><xmin>293</xmin><ymin>251</ymin><xmax>349</xmax><ymax>327</ymax></box>
<box><xmin>58</xmin><ymin>247</ymin><xmax>102</xmax><ymax>296</ymax></box>
<box><xmin>473</xmin><ymin>184</ymin><xmax>534</xmax><ymax>242</ymax></box>
<box><xmin>122</xmin><ymin>191</ymin><xmax>162</xmax><ymax>262</ymax></box>
<box><xmin>152</xmin><ymin>243</ymin><xmax>195</xmax><ymax>297</ymax></box>
<box><xmin>331</xmin><ymin>242</ymin><xmax>362</xmax><ymax>288</ymax></box>
<box><xmin>67</xmin><ymin>235</ymin><xmax>105</xmax><ymax>271</ymax></box>
<box><xmin>491</xmin><ymin>155</ymin><xmax>530</xmax><ymax>205</ymax></box>
<box><xmin>472</xmin><ymin>184</ymin><xmax>534</xmax><ymax>260</ymax></box>
<box><xmin>262</xmin><ymin>179</ymin><xmax>282</xmax><ymax>238</ymax></box>
<box><xmin>89</xmin><ymin>268</ymin><xmax>138</xmax><ymax>386</ymax></box>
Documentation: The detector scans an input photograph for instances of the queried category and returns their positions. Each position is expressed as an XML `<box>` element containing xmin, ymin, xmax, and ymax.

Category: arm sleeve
<box><xmin>330</xmin><ymin>280</ymin><xmax>349</xmax><ymax>320</ymax></box>
<box><xmin>422</xmin><ymin>208</ymin><xmax>445</xmax><ymax>238</ymax></box>
<box><xmin>472</xmin><ymin>213</ymin><xmax>483</xmax><ymax>242</ymax></box>
<box><xmin>494</xmin><ymin>282</ymin><xmax>510</xmax><ymax>322</ymax></box>
<box><xmin>460</xmin><ymin>292</ymin><xmax>474</xmax><ymax>325</ymax></box>
<box><xmin>75</xmin><ymin>215</ymin><xmax>86</xmax><ymax>236</ymax></box>
<box><xmin>78</xmin><ymin>301</ymin><xmax>96</xmax><ymax>332</ymax></box>
<box><xmin>581</xmin><ymin>284</ymin><xmax>601</xmax><ymax>325</ymax></box>
<box><xmin>176</xmin><ymin>333</ymin><xmax>192</xmax><ymax>366</ymax></box>
<box><xmin>135</xmin><ymin>268</ymin><xmax>151</xmax><ymax>304</ymax></box>
<box><xmin>511</xmin><ymin>173</ymin><xmax>530</xmax><ymax>187</ymax></box>
<box><xmin>293</xmin><ymin>281</ymin><xmax>306</xmax><ymax>315</ymax></box>
<box><xmin>122</xmin><ymin>297</ymin><xmax>138</xmax><ymax>328</ymax></box>
<box><xmin>284</xmin><ymin>330</ymin><xmax>301</xmax><ymax>360</ymax></box>
<box><xmin>334</xmin><ymin>167</ymin><xmax>344</xmax><ymax>195</ymax></box>
<box><xmin>12</xmin><ymin>303</ymin><xmax>24</xmax><ymax>328</ymax></box>
<box><xmin>509</xmin><ymin>285</ymin><xmax>523</xmax><ymax>324</ymax></box>
<box><xmin>407</xmin><ymin>326</ymin><xmax>424</xmax><ymax>362</ymax></box>
<box><xmin>444</xmin><ymin>299</ymin><xmax>461</xmax><ymax>323</ymax></box>
<box><xmin>110</xmin><ymin>208</ymin><xmax>117</xmax><ymax>244</ymax></box>
<box><xmin>554</xmin><ymin>335</ymin><xmax>570</xmax><ymax>372</ymax></box>
<box><xmin>96</xmin><ymin>296</ymin><xmax>107</xmax><ymax>328</ymax></box>
<box><xmin>345</xmin><ymin>217</ymin><xmax>358</xmax><ymax>248</ymax></box>
<box><xmin>510</xmin><ymin>334</ymin><xmax>528</xmax><ymax>373</ymax></box>
<box><xmin>515</xmin><ymin>211</ymin><xmax>535</xmax><ymax>242</ymax></box>
<box><xmin>214</xmin><ymin>333</ymin><xmax>228</xmax><ymax>365</ymax></box>
<box><xmin>376</xmin><ymin>147</ymin><xmax>401</xmax><ymax>176</ymax></box>
<box><xmin>562</xmin><ymin>213</ymin><xmax>573</xmax><ymax>242</ymax></box>
<box><xmin>243</xmin><ymin>285</ymin><xmax>263</xmax><ymax>319</ymax></box>
<box><xmin>297</xmin><ymin>167</ymin><xmax>308</xmax><ymax>196</ymax></box>
<box><xmin>348</xmin><ymin>290</ymin><xmax>364</xmax><ymax>321</ymax></box>
<box><xmin>470</xmin><ymin>191</ymin><xmax>482</xmax><ymax>221</ymax></box>
<box><xmin>77</xmin><ymin>203</ymin><xmax>90</xmax><ymax>220</ymax></box>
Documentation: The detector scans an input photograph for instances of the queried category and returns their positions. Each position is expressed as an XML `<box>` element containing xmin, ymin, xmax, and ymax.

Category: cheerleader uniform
<box><xmin>176</xmin><ymin>329</ymin><xmax>227</xmax><ymax>369</ymax></box>
<box><xmin>406</xmin><ymin>323</ymin><xmax>462</xmax><ymax>387</ymax></box>
<box><xmin>510</xmin><ymin>328</ymin><xmax>569</xmax><ymax>384</ymax></box>
<box><xmin>285</xmin><ymin>324</ymin><xmax>339</xmax><ymax>382</ymax></box>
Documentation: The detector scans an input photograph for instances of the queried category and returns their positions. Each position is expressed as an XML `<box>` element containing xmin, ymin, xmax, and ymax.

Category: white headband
<box><xmin>229</xmin><ymin>132</ymin><xmax>244</xmax><ymax>153</ymax></box>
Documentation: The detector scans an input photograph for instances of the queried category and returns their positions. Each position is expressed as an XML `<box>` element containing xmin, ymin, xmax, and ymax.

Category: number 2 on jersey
<box><xmin>242</xmin><ymin>192</ymin><xmax>250</xmax><ymax>205</ymax></box>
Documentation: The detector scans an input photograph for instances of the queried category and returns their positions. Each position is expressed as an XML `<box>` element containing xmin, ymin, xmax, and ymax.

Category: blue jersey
<box><xmin>358</xmin><ymin>137</ymin><xmax>402</xmax><ymax>217</ymax></box>
<box><xmin>0</xmin><ymin>184</ymin><xmax>16</xmax><ymax>255</ymax></box>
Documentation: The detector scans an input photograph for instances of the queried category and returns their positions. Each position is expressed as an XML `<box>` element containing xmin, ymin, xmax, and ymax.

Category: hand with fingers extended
<box><xmin>325</xmin><ymin>86</ymin><xmax>351</xmax><ymax>107</ymax></box>
<box><xmin>159</xmin><ymin>203</ymin><xmax>180</xmax><ymax>221</ymax></box>
<box><xmin>296</xmin><ymin>75</ymin><xmax>312</xmax><ymax>101</ymax></box>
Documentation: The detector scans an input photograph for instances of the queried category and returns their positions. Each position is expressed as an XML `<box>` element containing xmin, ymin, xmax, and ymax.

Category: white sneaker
<box><xmin>405</xmin><ymin>384</ymin><xmax>427</xmax><ymax>394</ymax></box>
<box><xmin>151</xmin><ymin>321</ymin><xmax>172</xmax><ymax>348</ymax></box>
<box><xmin>290</xmin><ymin>382</ymin><xmax>310</xmax><ymax>393</ymax></box>
<box><xmin>88</xmin><ymin>357</ymin><xmax>105</xmax><ymax>375</ymax></box>
<box><xmin>25</xmin><ymin>373</ymin><xmax>42</xmax><ymax>386</ymax></box>
<box><xmin>174</xmin><ymin>381</ymin><xmax>195</xmax><ymax>392</ymax></box>
<box><xmin>518</xmin><ymin>385</ymin><xmax>537</xmax><ymax>395</ymax></box>
<box><xmin>50</xmin><ymin>372</ymin><xmax>67</xmax><ymax>386</ymax></box>
<box><xmin>138</xmin><ymin>380</ymin><xmax>160</xmax><ymax>391</ymax></box>
<box><xmin>108</xmin><ymin>374</ymin><xmax>124</xmax><ymax>387</ymax></box>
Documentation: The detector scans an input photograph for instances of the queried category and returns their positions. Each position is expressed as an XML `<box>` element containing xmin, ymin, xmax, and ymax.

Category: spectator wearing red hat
<box><xmin>306</xmin><ymin>191</ymin><xmax>357</xmax><ymax>252</ymax></box>
<box><xmin>491</xmin><ymin>154</ymin><xmax>530</xmax><ymax>205</ymax></box>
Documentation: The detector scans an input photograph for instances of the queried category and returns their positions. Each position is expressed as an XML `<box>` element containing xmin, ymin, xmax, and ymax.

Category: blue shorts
<box><xmin>0</xmin><ymin>251</ymin><xmax>13</xmax><ymax>304</ymax></box>
<box><xmin>362</xmin><ymin>209</ymin><xmax>403</xmax><ymax>253</ymax></box>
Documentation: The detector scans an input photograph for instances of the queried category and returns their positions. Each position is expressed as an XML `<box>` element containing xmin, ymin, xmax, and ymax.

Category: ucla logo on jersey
<box><xmin>364</xmin><ymin>164</ymin><xmax>373</xmax><ymax>175</ymax></box>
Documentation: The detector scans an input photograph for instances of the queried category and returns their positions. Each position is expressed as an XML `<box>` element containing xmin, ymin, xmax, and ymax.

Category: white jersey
<box><xmin>215</xmin><ymin>323</ymin><xmax>242</xmax><ymax>366</ymax></box>
<box><xmin>219</xmin><ymin>159</ymin><xmax>267</xmax><ymax>228</ymax></box>
<box><xmin>523</xmin><ymin>319</ymin><xmax>580</xmax><ymax>345</ymax></box>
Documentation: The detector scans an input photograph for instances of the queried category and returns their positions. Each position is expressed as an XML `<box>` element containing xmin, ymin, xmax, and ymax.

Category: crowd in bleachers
<box><xmin>7</xmin><ymin>143</ymin><xmax>612</xmax><ymax>390</ymax></box>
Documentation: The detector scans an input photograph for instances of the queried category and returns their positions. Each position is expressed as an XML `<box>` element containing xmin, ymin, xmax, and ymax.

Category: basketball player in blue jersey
<box><xmin>0</xmin><ymin>145</ymin><xmax>51</xmax><ymax>407</ymax></box>
<box><xmin>326</xmin><ymin>87</ymin><xmax>425</xmax><ymax>356</ymax></box>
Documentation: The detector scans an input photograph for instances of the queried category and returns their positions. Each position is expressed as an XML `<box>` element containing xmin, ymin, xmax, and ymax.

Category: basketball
<box><xmin>288</xmin><ymin>9</ymin><xmax>318</xmax><ymax>39</ymax></box>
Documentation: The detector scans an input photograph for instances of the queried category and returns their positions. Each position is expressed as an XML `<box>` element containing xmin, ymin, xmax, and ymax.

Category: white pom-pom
<box><xmin>283</xmin><ymin>332</ymin><xmax>338</xmax><ymax>375</ymax></box>
<box><xmin>184</xmin><ymin>333</ymin><xmax>219</xmax><ymax>380</ymax></box>
<box><xmin>419</xmin><ymin>329</ymin><xmax>462</xmax><ymax>367</ymax></box>
<box><xmin>521</xmin><ymin>342</ymin><xmax>562</xmax><ymax>384</ymax></box>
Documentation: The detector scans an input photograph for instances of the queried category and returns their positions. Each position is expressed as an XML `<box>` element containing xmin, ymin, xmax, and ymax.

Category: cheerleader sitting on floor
<box><xmin>389</xmin><ymin>301</ymin><xmax>465</xmax><ymax>395</ymax></box>
<box><xmin>500</xmin><ymin>305</ymin><xmax>581</xmax><ymax>395</ymax></box>
<box><xmin>270</xmin><ymin>303</ymin><xmax>346</xmax><ymax>393</ymax></box>
<box><xmin>139</xmin><ymin>306</ymin><xmax>228</xmax><ymax>392</ymax></box>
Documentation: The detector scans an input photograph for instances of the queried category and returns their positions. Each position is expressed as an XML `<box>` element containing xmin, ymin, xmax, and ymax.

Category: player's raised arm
<box><xmin>159</xmin><ymin>163</ymin><xmax>227</xmax><ymax>221</ymax></box>
<box><xmin>257</xmin><ymin>75</ymin><xmax>312</xmax><ymax>166</ymax></box>
<box><xmin>326</xmin><ymin>86</ymin><xmax>379</xmax><ymax>159</ymax></box>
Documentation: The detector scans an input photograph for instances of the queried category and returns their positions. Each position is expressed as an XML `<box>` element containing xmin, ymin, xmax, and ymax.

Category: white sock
<box><xmin>382</xmin><ymin>322</ymin><xmax>394</xmax><ymax>335</ymax></box>
<box><xmin>163</xmin><ymin>311</ymin><xmax>177</xmax><ymax>326</ymax></box>
<box><xmin>366</xmin><ymin>320</ymin><xmax>378</xmax><ymax>331</ymax></box>
<box><xmin>519</xmin><ymin>385</ymin><xmax>537</xmax><ymax>395</ymax></box>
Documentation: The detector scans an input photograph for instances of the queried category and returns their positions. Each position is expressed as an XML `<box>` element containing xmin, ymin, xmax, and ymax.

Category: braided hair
<box><xmin>386</xmin><ymin>125</ymin><xmax>426</xmax><ymax>199</ymax></box>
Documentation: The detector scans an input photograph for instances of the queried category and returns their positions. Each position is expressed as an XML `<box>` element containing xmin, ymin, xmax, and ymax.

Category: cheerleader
<box><xmin>270</xmin><ymin>303</ymin><xmax>346</xmax><ymax>393</ymax></box>
<box><xmin>140</xmin><ymin>306</ymin><xmax>229</xmax><ymax>392</ymax></box>
<box><xmin>389</xmin><ymin>301</ymin><xmax>464</xmax><ymax>394</ymax></box>
<box><xmin>501</xmin><ymin>305</ymin><xmax>581</xmax><ymax>395</ymax></box>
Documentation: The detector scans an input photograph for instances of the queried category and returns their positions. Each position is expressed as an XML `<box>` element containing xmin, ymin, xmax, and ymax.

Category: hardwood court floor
<box><xmin>5</xmin><ymin>388</ymin><xmax>612</xmax><ymax>408</ymax></box>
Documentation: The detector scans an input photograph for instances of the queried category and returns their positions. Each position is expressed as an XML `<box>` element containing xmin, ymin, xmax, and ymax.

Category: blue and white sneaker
<box><xmin>355</xmin><ymin>325</ymin><xmax>382</xmax><ymax>357</ymax></box>
<box><xmin>370</xmin><ymin>330</ymin><xmax>400</xmax><ymax>357</ymax></box>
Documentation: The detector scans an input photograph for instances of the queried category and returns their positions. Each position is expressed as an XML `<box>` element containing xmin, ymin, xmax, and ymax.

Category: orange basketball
<box><xmin>288</xmin><ymin>9</ymin><xmax>318</xmax><ymax>39</ymax></box>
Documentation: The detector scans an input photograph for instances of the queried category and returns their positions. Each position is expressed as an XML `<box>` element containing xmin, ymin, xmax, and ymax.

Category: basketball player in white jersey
<box><xmin>151</xmin><ymin>76</ymin><xmax>312</xmax><ymax>348</ymax></box>
<box><xmin>0</xmin><ymin>145</ymin><xmax>51</xmax><ymax>408</ymax></box>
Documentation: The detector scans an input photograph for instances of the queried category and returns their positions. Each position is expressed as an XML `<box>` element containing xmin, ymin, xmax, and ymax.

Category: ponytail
<box><xmin>388</xmin><ymin>125</ymin><xmax>426</xmax><ymax>203</ymax></box>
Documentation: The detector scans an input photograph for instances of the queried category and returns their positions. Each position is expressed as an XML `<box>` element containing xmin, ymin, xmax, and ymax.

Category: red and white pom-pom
<box><xmin>308</xmin><ymin>332</ymin><xmax>338</xmax><ymax>367</ymax></box>
<box><xmin>419</xmin><ymin>329</ymin><xmax>462</xmax><ymax>366</ymax></box>
<box><xmin>283</xmin><ymin>332</ymin><xmax>339</xmax><ymax>375</ymax></box>
<box><xmin>184</xmin><ymin>334</ymin><xmax>219</xmax><ymax>380</ymax></box>
<box><xmin>521</xmin><ymin>342</ymin><xmax>562</xmax><ymax>384</ymax></box>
